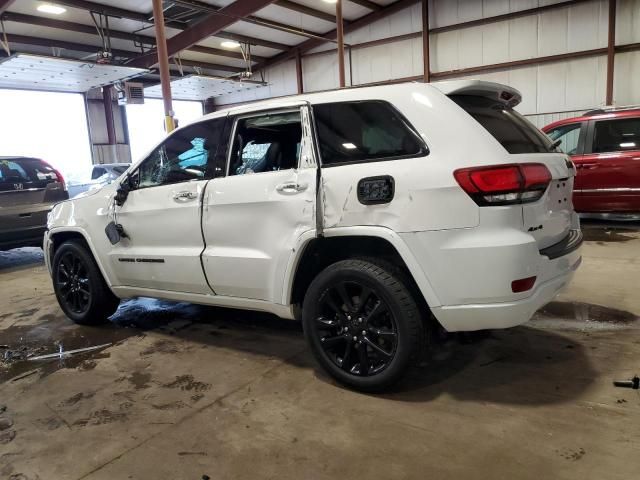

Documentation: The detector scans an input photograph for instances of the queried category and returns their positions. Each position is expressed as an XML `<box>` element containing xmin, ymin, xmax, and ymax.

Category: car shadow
<box><xmin>2</xmin><ymin>297</ymin><xmax>600</xmax><ymax>406</ymax></box>
<box><xmin>110</xmin><ymin>299</ymin><xmax>599</xmax><ymax>406</ymax></box>
<box><xmin>383</xmin><ymin>326</ymin><xmax>597</xmax><ymax>405</ymax></box>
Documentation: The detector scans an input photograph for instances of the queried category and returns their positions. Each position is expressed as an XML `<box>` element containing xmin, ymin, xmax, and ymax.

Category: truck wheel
<box><xmin>302</xmin><ymin>258</ymin><xmax>423</xmax><ymax>392</ymax></box>
<box><xmin>52</xmin><ymin>240</ymin><xmax>120</xmax><ymax>325</ymax></box>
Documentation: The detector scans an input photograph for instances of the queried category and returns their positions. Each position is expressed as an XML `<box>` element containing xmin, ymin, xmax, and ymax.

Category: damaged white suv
<box><xmin>45</xmin><ymin>81</ymin><xmax>582</xmax><ymax>391</ymax></box>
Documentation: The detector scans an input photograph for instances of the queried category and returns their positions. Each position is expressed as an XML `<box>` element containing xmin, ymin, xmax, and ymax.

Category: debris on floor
<box><xmin>613</xmin><ymin>375</ymin><xmax>640</xmax><ymax>389</ymax></box>
<box><xmin>27</xmin><ymin>343</ymin><xmax>112</xmax><ymax>361</ymax></box>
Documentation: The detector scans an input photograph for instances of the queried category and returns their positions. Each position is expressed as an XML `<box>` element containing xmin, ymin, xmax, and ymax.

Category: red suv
<box><xmin>543</xmin><ymin>107</ymin><xmax>640</xmax><ymax>216</ymax></box>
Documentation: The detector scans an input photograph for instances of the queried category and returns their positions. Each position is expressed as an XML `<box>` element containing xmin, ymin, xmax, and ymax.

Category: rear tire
<box><xmin>52</xmin><ymin>240</ymin><xmax>120</xmax><ymax>325</ymax></box>
<box><xmin>302</xmin><ymin>258</ymin><xmax>423</xmax><ymax>392</ymax></box>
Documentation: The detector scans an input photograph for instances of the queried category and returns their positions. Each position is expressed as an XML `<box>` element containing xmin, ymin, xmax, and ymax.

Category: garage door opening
<box><xmin>0</xmin><ymin>89</ymin><xmax>92</xmax><ymax>183</ymax></box>
<box><xmin>126</xmin><ymin>99</ymin><xmax>204</xmax><ymax>162</ymax></box>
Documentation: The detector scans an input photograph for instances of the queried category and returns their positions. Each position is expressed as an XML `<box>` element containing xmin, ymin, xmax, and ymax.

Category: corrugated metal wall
<box><xmin>215</xmin><ymin>0</ymin><xmax>640</xmax><ymax>124</ymax></box>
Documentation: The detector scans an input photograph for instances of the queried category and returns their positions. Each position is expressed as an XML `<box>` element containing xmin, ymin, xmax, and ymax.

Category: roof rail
<box><xmin>584</xmin><ymin>105</ymin><xmax>640</xmax><ymax>116</ymax></box>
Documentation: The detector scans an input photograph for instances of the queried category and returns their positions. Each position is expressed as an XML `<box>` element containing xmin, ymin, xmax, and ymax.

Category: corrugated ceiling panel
<box><xmin>253</xmin><ymin>4</ymin><xmax>335</xmax><ymax>33</ymax></box>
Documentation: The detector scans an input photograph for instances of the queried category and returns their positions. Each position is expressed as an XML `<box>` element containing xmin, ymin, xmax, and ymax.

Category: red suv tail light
<box><xmin>454</xmin><ymin>163</ymin><xmax>551</xmax><ymax>206</ymax></box>
<box><xmin>41</xmin><ymin>160</ymin><xmax>67</xmax><ymax>192</ymax></box>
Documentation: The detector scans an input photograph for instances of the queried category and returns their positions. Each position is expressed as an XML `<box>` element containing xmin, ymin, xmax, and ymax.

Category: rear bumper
<box><xmin>431</xmin><ymin>254</ymin><xmax>581</xmax><ymax>331</ymax></box>
<box><xmin>400</xmin><ymin>218</ymin><xmax>583</xmax><ymax>332</ymax></box>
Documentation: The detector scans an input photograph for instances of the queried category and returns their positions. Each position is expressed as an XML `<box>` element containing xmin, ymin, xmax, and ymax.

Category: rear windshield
<box><xmin>112</xmin><ymin>165</ymin><xmax>128</xmax><ymax>175</ymax></box>
<box><xmin>0</xmin><ymin>158</ymin><xmax>57</xmax><ymax>191</ymax></box>
<box><xmin>451</xmin><ymin>95</ymin><xmax>555</xmax><ymax>154</ymax></box>
<box><xmin>313</xmin><ymin>100</ymin><xmax>427</xmax><ymax>165</ymax></box>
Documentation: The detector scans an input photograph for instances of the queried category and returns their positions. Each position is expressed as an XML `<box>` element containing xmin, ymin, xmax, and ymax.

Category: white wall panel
<box><xmin>214</xmin><ymin>0</ymin><xmax>638</xmax><ymax>115</ymax></box>
<box><xmin>614</xmin><ymin>51</ymin><xmax>640</xmax><ymax>105</ymax></box>
<box><xmin>431</xmin><ymin>0</ymin><xmax>607</xmax><ymax>72</ymax></box>
<box><xmin>617</xmin><ymin>0</ymin><xmax>640</xmax><ymax>44</ymax></box>
<box><xmin>215</xmin><ymin>60</ymin><xmax>298</xmax><ymax>106</ymax></box>
<box><xmin>430</xmin><ymin>0</ymin><xmax>577</xmax><ymax>28</ymax></box>
<box><xmin>451</xmin><ymin>55</ymin><xmax>607</xmax><ymax>114</ymax></box>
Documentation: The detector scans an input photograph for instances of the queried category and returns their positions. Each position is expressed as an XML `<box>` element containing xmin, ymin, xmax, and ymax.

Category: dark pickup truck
<box><xmin>0</xmin><ymin>156</ymin><xmax>68</xmax><ymax>250</ymax></box>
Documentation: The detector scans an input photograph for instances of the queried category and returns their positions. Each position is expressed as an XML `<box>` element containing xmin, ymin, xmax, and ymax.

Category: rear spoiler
<box><xmin>432</xmin><ymin>80</ymin><xmax>522</xmax><ymax>108</ymax></box>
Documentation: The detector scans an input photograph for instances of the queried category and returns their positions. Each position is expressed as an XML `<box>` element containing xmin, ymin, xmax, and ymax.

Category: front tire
<box><xmin>52</xmin><ymin>240</ymin><xmax>120</xmax><ymax>325</ymax></box>
<box><xmin>302</xmin><ymin>259</ymin><xmax>423</xmax><ymax>392</ymax></box>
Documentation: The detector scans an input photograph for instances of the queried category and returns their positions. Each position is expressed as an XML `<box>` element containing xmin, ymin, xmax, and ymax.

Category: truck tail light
<box><xmin>454</xmin><ymin>163</ymin><xmax>551</xmax><ymax>206</ymax></box>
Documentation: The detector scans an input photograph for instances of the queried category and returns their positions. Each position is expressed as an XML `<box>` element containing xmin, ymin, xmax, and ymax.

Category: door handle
<box><xmin>276</xmin><ymin>182</ymin><xmax>308</xmax><ymax>194</ymax></box>
<box><xmin>172</xmin><ymin>191</ymin><xmax>198</xmax><ymax>201</ymax></box>
<box><xmin>576</xmin><ymin>163</ymin><xmax>597</xmax><ymax>169</ymax></box>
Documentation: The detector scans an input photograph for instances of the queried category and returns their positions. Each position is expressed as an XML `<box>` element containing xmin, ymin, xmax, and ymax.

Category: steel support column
<box><xmin>336</xmin><ymin>0</ymin><xmax>346</xmax><ymax>88</ymax></box>
<box><xmin>422</xmin><ymin>0</ymin><xmax>430</xmax><ymax>82</ymax></box>
<box><xmin>151</xmin><ymin>0</ymin><xmax>175</xmax><ymax>133</ymax></box>
<box><xmin>102</xmin><ymin>85</ymin><xmax>117</xmax><ymax>145</ymax></box>
<box><xmin>295</xmin><ymin>50</ymin><xmax>303</xmax><ymax>94</ymax></box>
<box><xmin>605</xmin><ymin>0</ymin><xmax>616</xmax><ymax>105</ymax></box>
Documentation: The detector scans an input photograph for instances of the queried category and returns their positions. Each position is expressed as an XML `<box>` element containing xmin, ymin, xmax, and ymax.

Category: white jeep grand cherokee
<box><xmin>45</xmin><ymin>80</ymin><xmax>582</xmax><ymax>391</ymax></box>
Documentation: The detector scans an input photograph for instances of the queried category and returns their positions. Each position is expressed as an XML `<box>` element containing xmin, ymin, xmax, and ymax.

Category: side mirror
<box><xmin>114</xmin><ymin>175</ymin><xmax>133</xmax><ymax>206</ymax></box>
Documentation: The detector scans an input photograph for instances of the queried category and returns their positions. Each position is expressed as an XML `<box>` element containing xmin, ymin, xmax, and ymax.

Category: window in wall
<box><xmin>312</xmin><ymin>101</ymin><xmax>426</xmax><ymax>165</ymax></box>
<box><xmin>132</xmin><ymin>118</ymin><xmax>225</xmax><ymax>189</ymax></box>
<box><xmin>546</xmin><ymin>123</ymin><xmax>582</xmax><ymax>155</ymax></box>
<box><xmin>228</xmin><ymin>111</ymin><xmax>302</xmax><ymax>176</ymax></box>
<box><xmin>592</xmin><ymin>118</ymin><xmax>640</xmax><ymax>153</ymax></box>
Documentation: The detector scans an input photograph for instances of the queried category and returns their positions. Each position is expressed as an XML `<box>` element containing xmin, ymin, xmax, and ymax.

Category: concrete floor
<box><xmin>1</xmin><ymin>222</ymin><xmax>639</xmax><ymax>480</ymax></box>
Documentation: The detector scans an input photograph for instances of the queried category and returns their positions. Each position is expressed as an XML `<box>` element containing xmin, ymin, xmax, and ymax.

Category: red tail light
<box><xmin>41</xmin><ymin>160</ymin><xmax>67</xmax><ymax>192</ymax></box>
<box><xmin>454</xmin><ymin>163</ymin><xmax>551</xmax><ymax>206</ymax></box>
<box><xmin>52</xmin><ymin>168</ymin><xmax>67</xmax><ymax>191</ymax></box>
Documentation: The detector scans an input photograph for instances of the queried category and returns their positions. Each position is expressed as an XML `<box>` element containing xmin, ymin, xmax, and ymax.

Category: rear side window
<box><xmin>0</xmin><ymin>158</ymin><xmax>58</xmax><ymax>192</ymax></box>
<box><xmin>312</xmin><ymin>101</ymin><xmax>427</xmax><ymax>165</ymax></box>
<box><xmin>451</xmin><ymin>95</ymin><xmax>555</xmax><ymax>154</ymax></box>
<box><xmin>592</xmin><ymin>118</ymin><xmax>640</xmax><ymax>153</ymax></box>
<box><xmin>546</xmin><ymin>123</ymin><xmax>582</xmax><ymax>155</ymax></box>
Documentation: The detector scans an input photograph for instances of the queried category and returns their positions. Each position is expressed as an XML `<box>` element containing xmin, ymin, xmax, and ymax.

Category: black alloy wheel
<box><xmin>303</xmin><ymin>259</ymin><xmax>424</xmax><ymax>392</ymax></box>
<box><xmin>315</xmin><ymin>281</ymin><xmax>398</xmax><ymax>376</ymax></box>
<box><xmin>56</xmin><ymin>250</ymin><xmax>92</xmax><ymax>315</ymax></box>
<box><xmin>52</xmin><ymin>240</ymin><xmax>120</xmax><ymax>324</ymax></box>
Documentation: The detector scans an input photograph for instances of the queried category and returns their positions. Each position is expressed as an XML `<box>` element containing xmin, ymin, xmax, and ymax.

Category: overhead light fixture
<box><xmin>221</xmin><ymin>41</ymin><xmax>241</xmax><ymax>49</ymax></box>
<box><xmin>323</xmin><ymin>0</ymin><xmax>338</xmax><ymax>3</ymax></box>
<box><xmin>620</xmin><ymin>142</ymin><xmax>636</xmax><ymax>148</ymax></box>
<box><xmin>37</xmin><ymin>3</ymin><xmax>67</xmax><ymax>14</ymax></box>
<box><xmin>343</xmin><ymin>143</ymin><xmax>357</xmax><ymax>149</ymax></box>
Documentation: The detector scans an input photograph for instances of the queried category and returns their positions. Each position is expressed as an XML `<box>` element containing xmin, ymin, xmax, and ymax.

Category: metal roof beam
<box><xmin>4</xmin><ymin>34</ymin><xmax>244</xmax><ymax>73</ymax></box>
<box><xmin>171</xmin><ymin>0</ymin><xmax>332</xmax><ymax>40</ymax></box>
<box><xmin>128</xmin><ymin>0</ymin><xmax>277</xmax><ymax>68</ymax></box>
<box><xmin>348</xmin><ymin>0</ymin><xmax>382</xmax><ymax>11</ymax></box>
<box><xmin>0</xmin><ymin>0</ymin><xmax>15</xmax><ymax>15</ymax></box>
<box><xmin>2</xmin><ymin>12</ymin><xmax>267</xmax><ymax>62</ymax></box>
<box><xmin>275</xmin><ymin>0</ymin><xmax>336</xmax><ymax>23</ymax></box>
<box><xmin>46</xmin><ymin>0</ymin><xmax>289</xmax><ymax>51</ymax></box>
